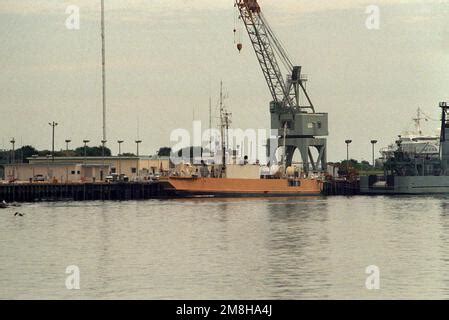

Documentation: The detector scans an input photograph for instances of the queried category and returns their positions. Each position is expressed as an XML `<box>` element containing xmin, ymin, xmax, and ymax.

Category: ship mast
<box><xmin>413</xmin><ymin>108</ymin><xmax>424</xmax><ymax>135</ymax></box>
<box><xmin>219</xmin><ymin>81</ymin><xmax>232</xmax><ymax>177</ymax></box>
<box><xmin>209</xmin><ymin>96</ymin><xmax>212</xmax><ymax>155</ymax></box>
<box><xmin>219</xmin><ymin>82</ymin><xmax>226</xmax><ymax>177</ymax></box>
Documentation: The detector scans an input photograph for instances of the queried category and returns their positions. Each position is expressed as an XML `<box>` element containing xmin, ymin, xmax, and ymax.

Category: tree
<box><xmin>73</xmin><ymin>145</ymin><xmax>112</xmax><ymax>157</ymax></box>
<box><xmin>0</xmin><ymin>145</ymin><xmax>39</xmax><ymax>163</ymax></box>
<box><xmin>157</xmin><ymin>147</ymin><xmax>172</xmax><ymax>157</ymax></box>
<box><xmin>17</xmin><ymin>145</ymin><xmax>39</xmax><ymax>162</ymax></box>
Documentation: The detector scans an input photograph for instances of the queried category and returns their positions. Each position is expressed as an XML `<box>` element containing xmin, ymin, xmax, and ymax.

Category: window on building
<box><xmin>131</xmin><ymin>168</ymin><xmax>137</xmax><ymax>173</ymax></box>
<box><xmin>111</xmin><ymin>167</ymin><xmax>116</xmax><ymax>173</ymax></box>
<box><xmin>77</xmin><ymin>171</ymin><xmax>81</xmax><ymax>174</ymax></box>
<box><xmin>71</xmin><ymin>170</ymin><xmax>76</xmax><ymax>175</ymax></box>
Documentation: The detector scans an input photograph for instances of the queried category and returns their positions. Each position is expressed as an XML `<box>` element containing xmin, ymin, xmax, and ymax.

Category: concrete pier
<box><xmin>322</xmin><ymin>179</ymin><xmax>360</xmax><ymax>196</ymax></box>
<box><xmin>0</xmin><ymin>182</ymin><xmax>168</xmax><ymax>202</ymax></box>
<box><xmin>1</xmin><ymin>180</ymin><xmax>362</xmax><ymax>203</ymax></box>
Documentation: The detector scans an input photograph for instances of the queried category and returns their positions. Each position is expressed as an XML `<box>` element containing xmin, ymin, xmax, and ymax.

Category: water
<box><xmin>1</xmin><ymin>196</ymin><xmax>449</xmax><ymax>299</ymax></box>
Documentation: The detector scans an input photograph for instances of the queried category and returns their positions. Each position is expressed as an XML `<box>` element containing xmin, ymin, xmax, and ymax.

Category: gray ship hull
<box><xmin>360</xmin><ymin>176</ymin><xmax>449</xmax><ymax>194</ymax></box>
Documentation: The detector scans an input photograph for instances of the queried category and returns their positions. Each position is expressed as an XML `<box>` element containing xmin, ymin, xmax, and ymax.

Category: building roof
<box><xmin>3</xmin><ymin>162</ymin><xmax>109</xmax><ymax>168</ymax></box>
<box><xmin>27</xmin><ymin>156</ymin><xmax>170</xmax><ymax>161</ymax></box>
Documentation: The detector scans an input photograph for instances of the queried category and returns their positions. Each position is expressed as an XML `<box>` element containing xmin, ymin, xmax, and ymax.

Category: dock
<box><xmin>0</xmin><ymin>182</ymin><xmax>168</xmax><ymax>202</ymax></box>
<box><xmin>0</xmin><ymin>179</ymin><xmax>361</xmax><ymax>203</ymax></box>
<box><xmin>322</xmin><ymin>179</ymin><xmax>360</xmax><ymax>196</ymax></box>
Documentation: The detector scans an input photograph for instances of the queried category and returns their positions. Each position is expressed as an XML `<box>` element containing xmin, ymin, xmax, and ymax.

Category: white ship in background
<box><xmin>361</xmin><ymin>102</ymin><xmax>449</xmax><ymax>194</ymax></box>
<box><xmin>379</xmin><ymin>108</ymin><xmax>440</xmax><ymax>164</ymax></box>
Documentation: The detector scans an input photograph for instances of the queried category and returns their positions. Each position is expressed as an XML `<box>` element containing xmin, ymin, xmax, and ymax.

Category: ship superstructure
<box><xmin>379</xmin><ymin>108</ymin><xmax>440</xmax><ymax>164</ymax></box>
<box><xmin>361</xmin><ymin>102</ymin><xmax>449</xmax><ymax>194</ymax></box>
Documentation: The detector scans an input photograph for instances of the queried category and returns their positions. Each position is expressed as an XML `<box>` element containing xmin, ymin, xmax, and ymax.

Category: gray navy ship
<box><xmin>361</xmin><ymin>102</ymin><xmax>449</xmax><ymax>194</ymax></box>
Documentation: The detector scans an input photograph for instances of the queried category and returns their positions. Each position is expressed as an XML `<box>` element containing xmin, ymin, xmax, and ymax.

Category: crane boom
<box><xmin>235</xmin><ymin>0</ymin><xmax>328</xmax><ymax>175</ymax></box>
<box><xmin>235</xmin><ymin>0</ymin><xmax>314</xmax><ymax>112</ymax></box>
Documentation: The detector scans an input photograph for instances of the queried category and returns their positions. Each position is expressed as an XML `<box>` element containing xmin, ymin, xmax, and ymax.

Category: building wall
<box><xmin>27</xmin><ymin>157</ymin><xmax>170</xmax><ymax>179</ymax></box>
<box><xmin>106</xmin><ymin>159</ymin><xmax>169</xmax><ymax>177</ymax></box>
<box><xmin>226</xmin><ymin>164</ymin><xmax>260</xmax><ymax>179</ymax></box>
<box><xmin>2</xmin><ymin>164</ymin><xmax>108</xmax><ymax>183</ymax></box>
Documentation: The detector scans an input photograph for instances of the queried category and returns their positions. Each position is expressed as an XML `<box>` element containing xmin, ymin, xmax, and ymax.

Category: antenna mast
<box><xmin>219</xmin><ymin>82</ymin><xmax>232</xmax><ymax>177</ymax></box>
<box><xmin>220</xmin><ymin>82</ymin><xmax>226</xmax><ymax>175</ymax></box>
<box><xmin>101</xmin><ymin>0</ymin><xmax>106</xmax><ymax>142</ymax></box>
<box><xmin>209</xmin><ymin>96</ymin><xmax>212</xmax><ymax>154</ymax></box>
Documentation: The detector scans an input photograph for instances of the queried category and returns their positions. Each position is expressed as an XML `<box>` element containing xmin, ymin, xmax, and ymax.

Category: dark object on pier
<box><xmin>14</xmin><ymin>212</ymin><xmax>24</xmax><ymax>217</ymax></box>
<box><xmin>0</xmin><ymin>182</ymin><xmax>170</xmax><ymax>203</ymax></box>
<box><xmin>322</xmin><ymin>179</ymin><xmax>360</xmax><ymax>196</ymax></box>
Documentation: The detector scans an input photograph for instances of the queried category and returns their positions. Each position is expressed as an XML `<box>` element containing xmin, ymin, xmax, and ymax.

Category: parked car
<box><xmin>149</xmin><ymin>173</ymin><xmax>160</xmax><ymax>181</ymax></box>
<box><xmin>33</xmin><ymin>174</ymin><xmax>45</xmax><ymax>182</ymax></box>
<box><xmin>105</xmin><ymin>173</ymin><xmax>129</xmax><ymax>183</ymax></box>
<box><xmin>105</xmin><ymin>174</ymin><xmax>117</xmax><ymax>182</ymax></box>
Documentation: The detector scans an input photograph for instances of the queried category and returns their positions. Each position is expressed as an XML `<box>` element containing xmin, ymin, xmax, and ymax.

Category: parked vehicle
<box><xmin>33</xmin><ymin>174</ymin><xmax>45</xmax><ymax>182</ymax></box>
<box><xmin>105</xmin><ymin>173</ymin><xmax>129</xmax><ymax>183</ymax></box>
<box><xmin>149</xmin><ymin>173</ymin><xmax>160</xmax><ymax>181</ymax></box>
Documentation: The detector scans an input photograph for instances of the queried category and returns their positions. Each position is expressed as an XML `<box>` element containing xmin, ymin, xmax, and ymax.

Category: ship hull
<box><xmin>360</xmin><ymin>175</ymin><xmax>449</xmax><ymax>194</ymax></box>
<box><xmin>163</xmin><ymin>177</ymin><xmax>323</xmax><ymax>198</ymax></box>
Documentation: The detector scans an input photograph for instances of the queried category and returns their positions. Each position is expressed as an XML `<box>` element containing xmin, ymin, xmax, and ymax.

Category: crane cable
<box><xmin>420</xmin><ymin>110</ymin><xmax>439</xmax><ymax>122</ymax></box>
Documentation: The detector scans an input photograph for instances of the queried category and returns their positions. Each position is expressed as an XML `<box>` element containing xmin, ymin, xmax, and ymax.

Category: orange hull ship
<box><xmin>163</xmin><ymin>176</ymin><xmax>323</xmax><ymax>198</ymax></box>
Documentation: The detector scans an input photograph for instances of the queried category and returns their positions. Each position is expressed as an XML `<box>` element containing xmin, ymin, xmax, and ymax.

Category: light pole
<box><xmin>83</xmin><ymin>140</ymin><xmax>90</xmax><ymax>164</ymax></box>
<box><xmin>370</xmin><ymin>140</ymin><xmax>378</xmax><ymax>169</ymax></box>
<box><xmin>65</xmin><ymin>139</ymin><xmax>71</xmax><ymax>152</ymax></box>
<box><xmin>48</xmin><ymin>121</ymin><xmax>58</xmax><ymax>162</ymax></box>
<box><xmin>135</xmin><ymin>140</ymin><xmax>142</xmax><ymax>179</ymax></box>
<box><xmin>46</xmin><ymin>154</ymin><xmax>51</xmax><ymax>181</ymax></box>
<box><xmin>345</xmin><ymin>140</ymin><xmax>352</xmax><ymax>176</ymax></box>
<box><xmin>64</xmin><ymin>140</ymin><xmax>70</xmax><ymax>181</ymax></box>
<box><xmin>117</xmin><ymin>140</ymin><xmax>123</xmax><ymax>177</ymax></box>
<box><xmin>10</xmin><ymin>138</ymin><xmax>15</xmax><ymax>164</ymax></box>
<box><xmin>10</xmin><ymin>138</ymin><xmax>15</xmax><ymax>180</ymax></box>
<box><xmin>101</xmin><ymin>139</ymin><xmax>107</xmax><ymax>180</ymax></box>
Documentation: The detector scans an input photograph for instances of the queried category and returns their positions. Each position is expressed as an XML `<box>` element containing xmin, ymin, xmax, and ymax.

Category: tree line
<box><xmin>0</xmin><ymin>145</ymin><xmax>115</xmax><ymax>163</ymax></box>
<box><xmin>0</xmin><ymin>145</ymin><xmax>173</xmax><ymax>164</ymax></box>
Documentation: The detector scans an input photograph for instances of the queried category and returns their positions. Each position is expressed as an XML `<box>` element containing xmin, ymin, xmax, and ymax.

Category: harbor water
<box><xmin>1</xmin><ymin>196</ymin><xmax>449</xmax><ymax>299</ymax></box>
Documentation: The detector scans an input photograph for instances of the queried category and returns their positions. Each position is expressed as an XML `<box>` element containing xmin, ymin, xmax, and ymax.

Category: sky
<box><xmin>1</xmin><ymin>0</ymin><xmax>449</xmax><ymax>161</ymax></box>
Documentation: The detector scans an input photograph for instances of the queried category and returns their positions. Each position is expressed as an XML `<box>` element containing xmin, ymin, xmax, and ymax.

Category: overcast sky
<box><xmin>1</xmin><ymin>0</ymin><xmax>449</xmax><ymax>161</ymax></box>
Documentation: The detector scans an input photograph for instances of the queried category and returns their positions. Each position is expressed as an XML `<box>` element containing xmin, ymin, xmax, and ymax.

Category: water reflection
<box><xmin>2</xmin><ymin>197</ymin><xmax>449</xmax><ymax>299</ymax></box>
<box><xmin>265</xmin><ymin>198</ymin><xmax>331</xmax><ymax>299</ymax></box>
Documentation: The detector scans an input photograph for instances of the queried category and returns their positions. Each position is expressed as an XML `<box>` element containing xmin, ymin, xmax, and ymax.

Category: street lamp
<box><xmin>83</xmin><ymin>140</ymin><xmax>90</xmax><ymax>164</ymax></box>
<box><xmin>345</xmin><ymin>140</ymin><xmax>352</xmax><ymax>176</ymax></box>
<box><xmin>370</xmin><ymin>140</ymin><xmax>378</xmax><ymax>169</ymax></box>
<box><xmin>10</xmin><ymin>138</ymin><xmax>15</xmax><ymax>164</ymax></box>
<box><xmin>48</xmin><ymin>121</ymin><xmax>58</xmax><ymax>162</ymax></box>
<box><xmin>65</xmin><ymin>139</ymin><xmax>71</xmax><ymax>152</ymax></box>
<box><xmin>101</xmin><ymin>140</ymin><xmax>107</xmax><ymax>180</ymax></box>
<box><xmin>117</xmin><ymin>140</ymin><xmax>124</xmax><ymax>177</ymax></box>
<box><xmin>46</xmin><ymin>154</ymin><xmax>51</xmax><ymax>181</ymax></box>
<box><xmin>135</xmin><ymin>140</ymin><xmax>142</xmax><ymax>178</ymax></box>
<box><xmin>10</xmin><ymin>138</ymin><xmax>15</xmax><ymax>180</ymax></box>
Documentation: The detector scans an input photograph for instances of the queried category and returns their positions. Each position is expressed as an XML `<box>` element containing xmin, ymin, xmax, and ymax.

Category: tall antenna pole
<box><xmin>101</xmin><ymin>0</ymin><xmax>107</xmax><ymax>142</ymax></box>
<box><xmin>209</xmin><ymin>96</ymin><xmax>212</xmax><ymax>153</ymax></box>
<box><xmin>220</xmin><ymin>81</ymin><xmax>226</xmax><ymax>176</ymax></box>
